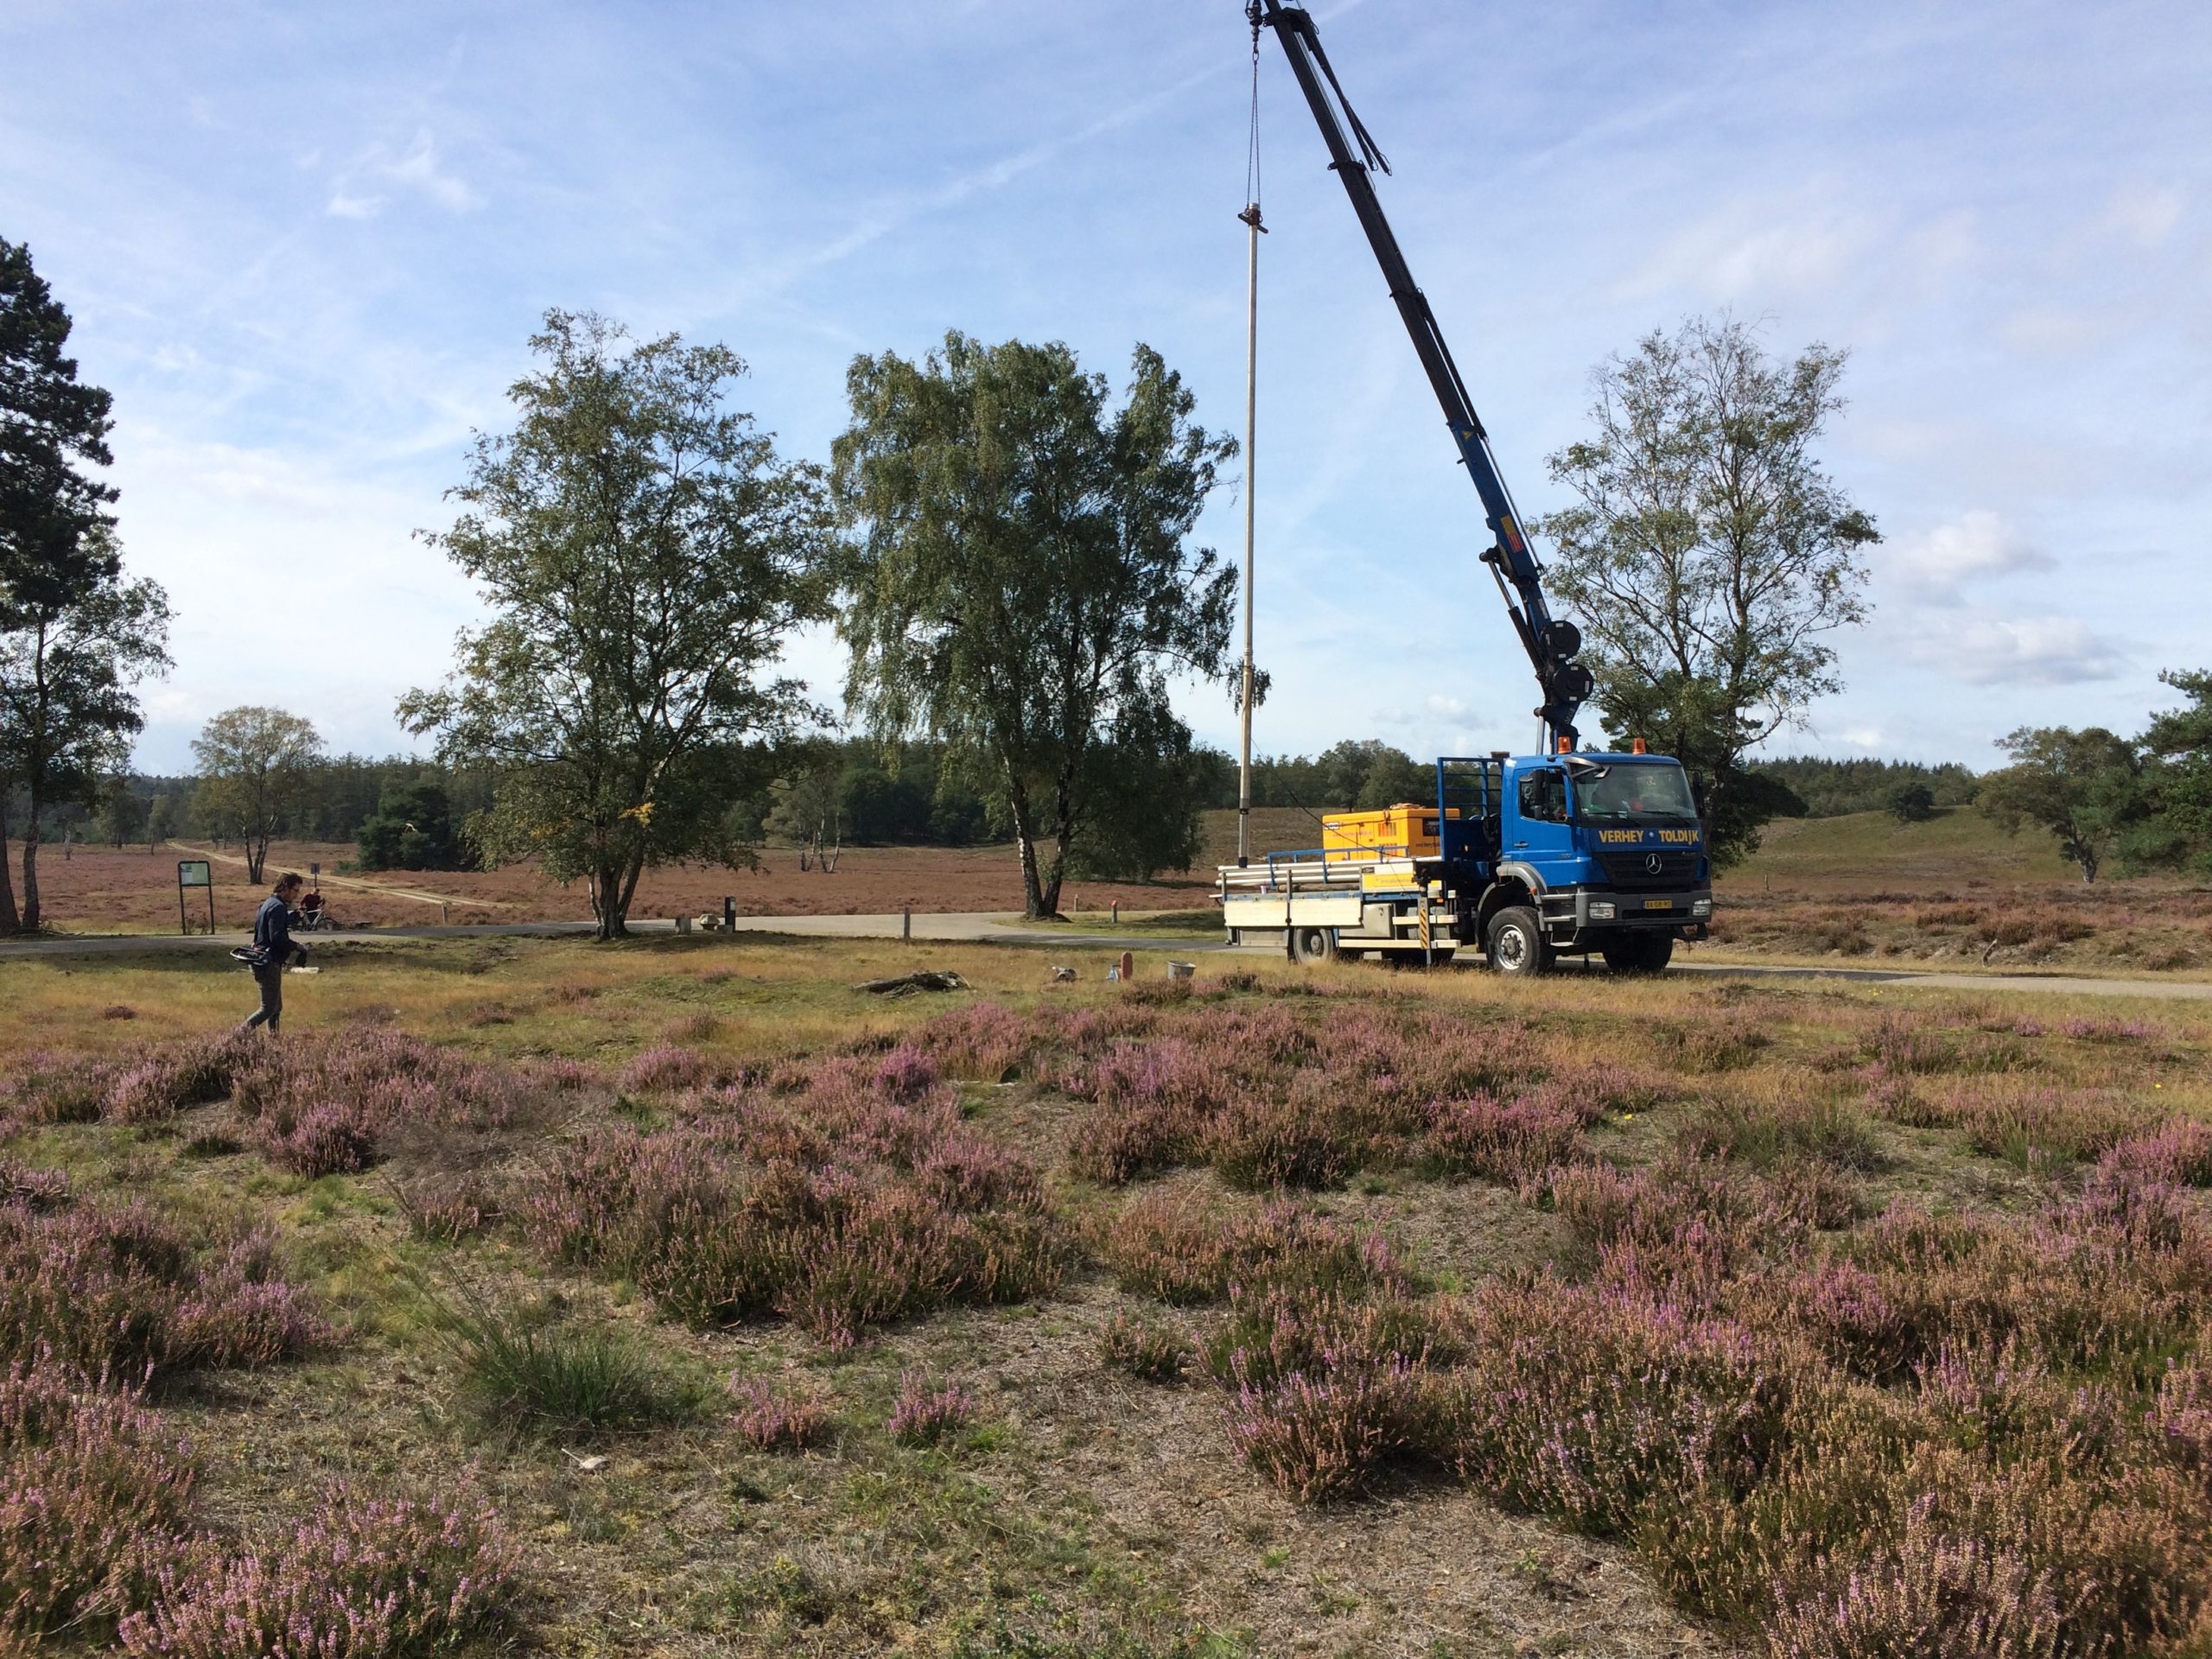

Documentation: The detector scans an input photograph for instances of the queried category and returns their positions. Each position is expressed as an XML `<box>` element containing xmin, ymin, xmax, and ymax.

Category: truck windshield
<box><xmin>1573</xmin><ymin>763</ymin><xmax>1699</xmax><ymax>823</ymax></box>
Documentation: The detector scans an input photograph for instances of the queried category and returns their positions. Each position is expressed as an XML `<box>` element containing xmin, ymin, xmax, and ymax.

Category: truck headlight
<box><xmin>1692</xmin><ymin>899</ymin><xmax>1712</xmax><ymax>918</ymax></box>
<box><xmin>1588</xmin><ymin>900</ymin><xmax>1617</xmax><ymax>921</ymax></box>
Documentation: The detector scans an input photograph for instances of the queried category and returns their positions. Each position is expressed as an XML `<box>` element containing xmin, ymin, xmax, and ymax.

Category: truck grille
<box><xmin>1596</xmin><ymin>849</ymin><xmax>1700</xmax><ymax>889</ymax></box>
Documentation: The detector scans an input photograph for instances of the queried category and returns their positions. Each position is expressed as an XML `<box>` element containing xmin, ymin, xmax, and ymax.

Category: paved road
<box><xmin>0</xmin><ymin>912</ymin><xmax>1234</xmax><ymax>959</ymax></box>
<box><xmin>4</xmin><ymin>912</ymin><xmax>2210</xmax><ymax>1002</ymax></box>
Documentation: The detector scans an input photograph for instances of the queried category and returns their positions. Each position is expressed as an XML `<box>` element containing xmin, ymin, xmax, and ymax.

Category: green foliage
<box><xmin>442</xmin><ymin>1292</ymin><xmax>690</xmax><ymax>1440</ymax></box>
<box><xmin>1978</xmin><ymin>726</ymin><xmax>2145</xmax><ymax>884</ymax></box>
<box><xmin>143</xmin><ymin>791</ymin><xmax>175</xmax><ymax>849</ymax></box>
<box><xmin>2133</xmin><ymin>668</ymin><xmax>2212</xmax><ymax>874</ymax></box>
<box><xmin>1539</xmin><ymin>317</ymin><xmax>1878</xmax><ymax>869</ymax></box>
<box><xmin>741</xmin><ymin>741</ymin><xmax>998</xmax><ymax>849</ymax></box>
<box><xmin>758</xmin><ymin>744</ymin><xmax>839</xmax><ymax>848</ymax></box>
<box><xmin>1188</xmin><ymin>741</ymin><xmax>1420</xmax><ymax>815</ymax></box>
<box><xmin>1308</xmin><ymin>740</ymin><xmax>1425</xmax><ymax>810</ymax></box>
<box><xmin>0</xmin><ymin>538</ymin><xmax>171</xmax><ymax>929</ymax></box>
<box><xmin>1702</xmin><ymin>766</ymin><xmax>1808</xmax><ymax>870</ymax></box>
<box><xmin>353</xmin><ymin>779</ymin><xmax>471</xmax><ymax>872</ymax></box>
<box><xmin>1065</xmin><ymin>704</ymin><xmax>1211</xmax><ymax>881</ymax></box>
<box><xmin>0</xmin><ymin>240</ymin><xmax>169</xmax><ymax>933</ymax></box>
<box><xmin>1886</xmin><ymin>781</ymin><xmax>1936</xmax><ymax>823</ymax></box>
<box><xmin>1751</xmin><ymin>756</ymin><xmax>1980</xmax><ymax>818</ymax></box>
<box><xmin>401</xmin><ymin>311</ymin><xmax>834</xmax><ymax>939</ymax></box>
<box><xmin>832</xmin><ymin>332</ymin><xmax>1236</xmax><ymax>918</ymax></box>
<box><xmin>189</xmin><ymin>706</ymin><xmax>323</xmax><ymax>884</ymax></box>
<box><xmin>94</xmin><ymin>771</ymin><xmax>146</xmax><ymax>847</ymax></box>
<box><xmin>0</xmin><ymin>238</ymin><xmax>119</xmax><ymax>624</ymax></box>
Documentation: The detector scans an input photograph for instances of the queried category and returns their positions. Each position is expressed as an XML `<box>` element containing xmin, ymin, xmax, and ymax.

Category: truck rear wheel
<box><xmin>1290</xmin><ymin>925</ymin><xmax>1338</xmax><ymax>964</ymax></box>
<box><xmin>1601</xmin><ymin>934</ymin><xmax>1675</xmax><ymax>975</ymax></box>
<box><xmin>1486</xmin><ymin>906</ymin><xmax>1550</xmax><ymax>976</ymax></box>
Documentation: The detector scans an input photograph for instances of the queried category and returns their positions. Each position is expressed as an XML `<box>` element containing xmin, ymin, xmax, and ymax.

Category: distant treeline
<box><xmin>1745</xmin><ymin>757</ymin><xmax>1981</xmax><ymax>819</ymax></box>
<box><xmin>14</xmin><ymin>741</ymin><xmax>1999</xmax><ymax>874</ymax></box>
<box><xmin>9</xmin><ymin>760</ymin><xmax>498</xmax><ymax>871</ymax></box>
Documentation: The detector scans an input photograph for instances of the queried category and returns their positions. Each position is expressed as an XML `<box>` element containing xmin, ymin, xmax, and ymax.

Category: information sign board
<box><xmin>176</xmin><ymin>860</ymin><xmax>215</xmax><ymax>934</ymax></box>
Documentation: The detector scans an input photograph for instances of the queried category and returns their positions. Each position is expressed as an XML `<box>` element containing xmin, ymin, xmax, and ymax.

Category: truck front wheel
<box><xmin>1290</xmin><ymin>925</ymin><xmax>1338</xmax><ymax>964</ymax></box>
<box><xmin>1601</xmin><ymin>933</ymin><xmax>1675</xmax><ymax>975</ymax></box>
<box><xmin>1486</xmin><ymin>906</ymin><xmax>1551</xmax><ymax>976</ymax></box>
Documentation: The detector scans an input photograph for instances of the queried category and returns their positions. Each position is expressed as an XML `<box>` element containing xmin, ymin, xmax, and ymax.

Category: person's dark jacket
<box><xmin>252</xmin><ymin>893</ymin><xmax>302</xmax><ymax>968</ymax></box>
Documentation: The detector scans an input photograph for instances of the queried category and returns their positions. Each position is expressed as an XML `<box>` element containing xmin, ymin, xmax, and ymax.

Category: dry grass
<box><xmin>5</xmin><ymin>835</ymin><xmax>1217</xmax><ymax>936</ymax></box>
<box><xmin>1709</xmin><ymin>808</ymin><xmax>2212</xmax><ymax>979</ymax></box>
<box><xmin>3</xmin><ymin>934</ymin><xmax>2209</xmax><ymax>1656</ymax></box>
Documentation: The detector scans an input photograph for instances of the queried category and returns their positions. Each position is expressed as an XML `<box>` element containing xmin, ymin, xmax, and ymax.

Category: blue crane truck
<box><xmin>1221</xmin><ymin>3</ymin><xmax>1714</xmax><ymax>975</ymax></box>
<box><xmin>1218</xmin><ymin>750</ymin><xmax>1713</xmax><ymax>973</ymax></box>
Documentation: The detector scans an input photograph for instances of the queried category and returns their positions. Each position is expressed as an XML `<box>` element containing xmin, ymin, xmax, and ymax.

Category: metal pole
<box><xmin>1237</xmin><ymin>201</ymin><xmax>1263</xmax><ymax>866</ymax></box>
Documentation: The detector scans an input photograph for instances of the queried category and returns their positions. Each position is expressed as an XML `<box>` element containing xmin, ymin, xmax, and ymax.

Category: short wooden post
<box><xmin>903</xmin><ymin>906</ymin><xmax>912</xmax><ymax>942</ymax></box>
<box><xmin>1119</xmin><ymin>950</ymin><xmax>1134</xmax><ymax>983</ymax></box>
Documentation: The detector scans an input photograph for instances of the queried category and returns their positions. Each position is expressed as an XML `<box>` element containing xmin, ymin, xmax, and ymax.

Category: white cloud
<box><xmin>1883</xmin><ymin>510</ymin><xmax>2055</xmax><ymax>605</ymax></box>
<box><xmin>385</xmin><ymin>129</ymin><xmax>478</xmax><ymax>213</ymax></box>
<box><xmin>2097</xmin><ymin>181</ymin><xmax>2184</xmax><ymax>250</ymax></box>
<box><xmin>1874</xmin><ymin>517</ymin><xmax>2134</xmax><ymax>690</ymax></box>
<box><xmin>1424</xmin><ymin>695</ymin><xmax>1469</xmax><ymax>719</ymax></box>
<box><xmin>1616</xmin><ymin>191</ymin><xmax>1878</xmax><ymax>305</ymax></box>
<box><xmin>327</xmin><ymin>129</ymin><xmax>477</xmax><ymax>222</ymax></box>
<box><xmin>105</xmin><ymin>423</ymin><xmax>486</xmax><ymax>769</ymax></box>
<box><xmin>1999</xmin><ymin>304</ymin><xmax>2127</xmax><ymax>357</ymax></box>
<box><xmin>1915</xmin><ymin>616</ymin><xmax>2130</xmax><ymax>686</ymax></box>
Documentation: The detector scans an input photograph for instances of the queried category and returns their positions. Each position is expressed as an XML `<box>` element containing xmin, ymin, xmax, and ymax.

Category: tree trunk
<box><xmin>1036</xmin><ymin>766</ymin><xmax>1079</xmax><ymax>923</ymax></box>
<box><xmin>20</xmin><ymin>820</ymin><xmax>41</xmax><ymax>933</ymax></box>
<box><xmin>1034</xmin><ymin>827</ymin><xmax>1069</xmax><ymax>920</ymax></box>
<box><xmin>1014</xmin><ymin>828</ymin><xmax>1047</xmax><ymax>920</ymax></box>
<box><xmin>246</xmin><ymin>830</ymin><xmax>268</xmax><ymax>886</ymax></box>
<box><xmin>1003</xmin><ymin>778</ymin><xmax>1052</xmax><ymax>921</ymax></box>
<box><xmin>0</xmin><ymin>806</ymin><xmax>18</xmax><ymax>936</ymax></box>
<box><xmin>590</xmin><ymin>855</ymin><xmax>631</xmax><ymax>940</ymax></box>
<box><xmin>610</xmin><ymin>850</ymin><xmax>648</xmax><ymax>939</ymax></box>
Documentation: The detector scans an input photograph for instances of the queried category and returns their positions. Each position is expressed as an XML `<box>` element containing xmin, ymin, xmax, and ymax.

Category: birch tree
<box><xmin>401</xmin><ymin>311</ymin><xmax>832</xmax><ymax>939</ymax></box>
<box><xmin>832</xmin><ymin>334</ymin><xmax>1236</xmax><ymax>919</ymax></box>
<box><xmin>1541</xmin><ymin>317</ymin><xmax>1878</xmax><ymax>866</ymax></box>
<box><xmin>190</xmin><ymin>705</ymin><xmax>323</xmax><ymax>885</ymax></box>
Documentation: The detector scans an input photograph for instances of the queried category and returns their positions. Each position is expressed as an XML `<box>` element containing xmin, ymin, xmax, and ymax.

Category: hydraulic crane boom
<box><xmin>1253</xmin><ymin>0</ymin><xmax>1594</xmax><ymax>748</ymax></box>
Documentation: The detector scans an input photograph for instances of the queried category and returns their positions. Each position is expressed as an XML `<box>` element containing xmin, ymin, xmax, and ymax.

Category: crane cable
<box><xmin>1244</xmin><ymin>7</ymin><xmax>1263</xmax><ymax>215</ymax></box>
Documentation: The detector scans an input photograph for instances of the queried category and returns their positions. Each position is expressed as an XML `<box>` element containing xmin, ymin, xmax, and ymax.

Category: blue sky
<box><xmin>4</xmin><ymin>0</ymin><xmax>2207</xmax><ymax>775</ymax></box>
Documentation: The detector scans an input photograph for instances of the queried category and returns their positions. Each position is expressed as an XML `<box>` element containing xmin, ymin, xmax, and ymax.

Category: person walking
<box><xmin>240</xmin><ymin>872</ymin><xmax>308</xmax><ymax>1034</ymax></box>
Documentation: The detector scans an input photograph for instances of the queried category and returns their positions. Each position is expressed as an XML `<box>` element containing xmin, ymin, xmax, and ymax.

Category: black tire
<box><xmin>1486</xmin><ymin>906</ymin><xmax>1550</xmax><ymax>976</ymax></box>
<box><xmin>1289</xmin><ymin>925</ymin><xmax>1338</xmax><ymax>964</ymax></box>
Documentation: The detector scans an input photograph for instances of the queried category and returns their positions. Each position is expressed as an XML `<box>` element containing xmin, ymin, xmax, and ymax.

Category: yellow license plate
<box><xmin>1643</xmin><ymin>898</ymin><xmax>1675</xmax><ymax>911</ymax></box>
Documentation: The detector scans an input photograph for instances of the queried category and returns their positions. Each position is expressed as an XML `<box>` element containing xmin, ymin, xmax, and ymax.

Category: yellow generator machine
<box><xmin>1321</xmin><ymin>804</ymin><xmax>1449</xmax><ymax>864</ymax></box>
